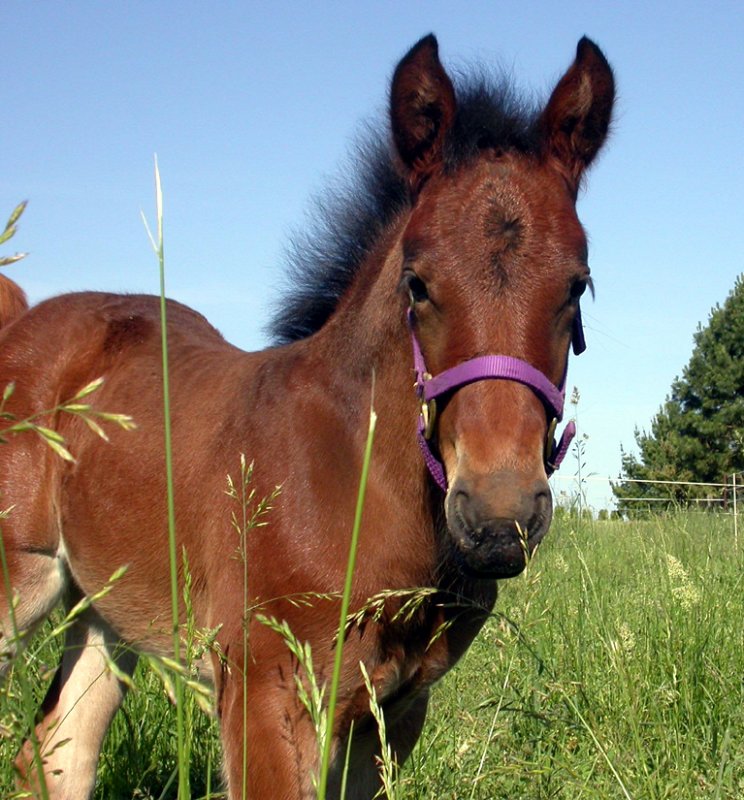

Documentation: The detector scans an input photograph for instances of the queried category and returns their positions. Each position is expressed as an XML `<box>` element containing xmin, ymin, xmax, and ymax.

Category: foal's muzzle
<box><xmin>406</xmin><ymin>305</ymin><xmax>584</xmax><ymax>578</ymax></box>
<box><xmin>446</xmin><ymin>473</ymin><xmax>552</xmax><ymax>578</ymax></box>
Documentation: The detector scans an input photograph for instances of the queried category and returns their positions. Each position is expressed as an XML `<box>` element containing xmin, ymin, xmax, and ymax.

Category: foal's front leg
<box><xmin>218</xmin><ymin>662</ymin><xmax>321</xmax><ymax>800</ymax></box>
<box><xmin>325</xmin><ymin>686</ymin><xmax>431</xmax><ymax>800</ymax></box>
<box><xmin>218</xmin><ymin>655</ymin><xmax>431</xmax><ymax>800</ymax></box>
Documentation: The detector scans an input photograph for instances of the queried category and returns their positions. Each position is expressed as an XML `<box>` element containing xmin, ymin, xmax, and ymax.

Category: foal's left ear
<box><xmin>390</xmin><ymin>34</ymin><xmax>457</xmax><ymax>188</ymax></box>
<box><xmin>540</xmin><ymin>37</ymin><xmax>615</xmax><ymax>193</ymax></box>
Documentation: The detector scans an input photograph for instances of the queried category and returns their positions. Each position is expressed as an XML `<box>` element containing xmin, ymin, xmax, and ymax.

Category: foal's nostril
<box><xmin>530</xmin><ymin>486</ymin><xmax>552</xmax><ymax>527</ymax></box>
<box><xmin>453</xmin><ymin>490</ymin><xmax>493</xmax><ymax>546</ymax></box>
<box><xmin>454</xmin><ymin>490</ymin><xmax>476</xmax><ymax>537</ymax></box>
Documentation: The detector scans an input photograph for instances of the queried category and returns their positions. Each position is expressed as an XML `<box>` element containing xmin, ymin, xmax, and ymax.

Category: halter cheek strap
<box><xmin>408</xmin><ymin>307</ymin><xmax>585</xmax><ymax>491</ymax></box>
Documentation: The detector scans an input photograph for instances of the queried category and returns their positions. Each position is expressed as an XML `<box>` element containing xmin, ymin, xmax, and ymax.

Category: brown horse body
<box><xmin>0</xmin><ymin>36</ymin><xmax>613</xmax><ymax>799</ymax></box>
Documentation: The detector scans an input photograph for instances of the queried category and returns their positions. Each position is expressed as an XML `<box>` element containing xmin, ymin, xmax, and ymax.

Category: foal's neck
<box><xmin>314</xmin><ymin>216</ymin><xmax>417</xmax><ymax>433</ymax></box>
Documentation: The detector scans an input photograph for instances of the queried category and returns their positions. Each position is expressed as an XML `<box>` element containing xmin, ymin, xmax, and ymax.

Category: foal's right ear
<box><xmin>539</xmin><ymin>37</ymin><xmax>615</xmax><ymax>194</ymax></box>
<box><xmin>390</xmin><ymin>34</ymin><xmax>457</xmax><ymax>189</ymax></box>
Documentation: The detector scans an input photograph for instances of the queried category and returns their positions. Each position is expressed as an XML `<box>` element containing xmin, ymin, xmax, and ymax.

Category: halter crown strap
<box><xmin>408</xmin><ymin>308</ymin><xmax>584</xmax><ymax>490</ymax></box>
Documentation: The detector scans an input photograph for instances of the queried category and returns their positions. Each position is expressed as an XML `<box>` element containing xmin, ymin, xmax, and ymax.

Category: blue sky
<box><xmin>4</xmin><ymin>2</ymin><xmax>743</xmax><ymax>510</ymax></box>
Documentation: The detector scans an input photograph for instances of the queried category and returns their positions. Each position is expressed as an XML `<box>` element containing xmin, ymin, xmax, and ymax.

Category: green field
<box><xmin>2</xmin><ymin>512</ymin><xmax>743</xmax><ymax>799</ymax></box>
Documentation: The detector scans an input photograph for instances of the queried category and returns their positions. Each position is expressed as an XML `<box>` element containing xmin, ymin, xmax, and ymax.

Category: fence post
<box><xmin>733</xmin><ymin>472</ymin><xmax>738</xmax><ymax>549</ymax></box>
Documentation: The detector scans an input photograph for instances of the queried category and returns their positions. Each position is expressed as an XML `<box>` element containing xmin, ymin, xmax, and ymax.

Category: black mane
<box><xmin>269</xmin><ymin>70</ymin><xmax>541</xmax><ymax>345</ymax></box>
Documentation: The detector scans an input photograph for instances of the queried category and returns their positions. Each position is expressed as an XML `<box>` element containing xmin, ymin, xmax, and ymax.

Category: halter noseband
<box><xmin>408</xmin><ymin>306</ymin><xmax>585</xmax><ymax>491</ymax></box>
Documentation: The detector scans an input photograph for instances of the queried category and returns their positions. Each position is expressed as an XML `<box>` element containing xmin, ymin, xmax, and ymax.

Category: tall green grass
<box><xmin>144</xmin><ymin>157</ymin><xmax>190</xmax><ymax>800</ymax></box>
<box><xmin>5</xmin><ymin>511</ymin><xmax>741</xmax><ymax>798</ymax></box>
<box><xmin>400</xmin><ymin>512</ymin><xmax>744</xmax><ymax>799</ymax></box>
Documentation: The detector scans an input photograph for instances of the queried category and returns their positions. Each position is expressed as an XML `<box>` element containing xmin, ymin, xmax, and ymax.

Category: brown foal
<box><xmin>0</xmin><ymin>34</ymin><xmax>613</xmax><ymax>799</ymax></box>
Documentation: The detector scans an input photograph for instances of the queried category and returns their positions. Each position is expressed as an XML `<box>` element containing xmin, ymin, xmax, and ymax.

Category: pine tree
<box><xmin>613</xmin><ymin>275</ymin><xmax>744</xmax><ymax>515</ymax></box>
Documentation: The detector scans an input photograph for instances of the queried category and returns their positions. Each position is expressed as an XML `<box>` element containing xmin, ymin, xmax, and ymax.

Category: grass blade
<box><xmin>144</xmin><ymin>157</ymin><xmax>189</xmax><ymax>800</ymax></box>
<box><xmin>316</xmin><ymin>391</ymin><xmax>377</xmax><ymax>799</ymax></box>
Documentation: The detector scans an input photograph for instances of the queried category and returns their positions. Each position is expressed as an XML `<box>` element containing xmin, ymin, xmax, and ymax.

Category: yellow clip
<box><xmin>421</xmin><ymin>398</ymin><xmax>437</xmax><ymax>440</ymax></box>
<box><xmin>544</xmin><ymin>417</ymin><xmax>558</xmax><ymax>462</ymax></box>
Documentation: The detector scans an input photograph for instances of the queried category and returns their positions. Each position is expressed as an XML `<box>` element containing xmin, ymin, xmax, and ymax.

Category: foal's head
<box><xmin>391</xmin><ymin>36</ymin><xmax>614</xmax><ymax>577</ymax></box>
<box><xmin>271</xmin><ymin>35</ymin><xmax>614</xmax><ymax>580</ymax></box>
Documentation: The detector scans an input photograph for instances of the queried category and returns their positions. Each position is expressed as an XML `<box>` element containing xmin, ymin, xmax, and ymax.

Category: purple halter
<box><xmin>409</xmin><ymin>306</ymin><xmax>586</xmax><ymax>491</ymax></box>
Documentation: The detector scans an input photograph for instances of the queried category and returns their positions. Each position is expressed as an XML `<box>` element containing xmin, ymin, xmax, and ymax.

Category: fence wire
<box><xmin>550</xmin><ymin>473</ymin><xmax>743</xmax><ymax>539</ymax></box>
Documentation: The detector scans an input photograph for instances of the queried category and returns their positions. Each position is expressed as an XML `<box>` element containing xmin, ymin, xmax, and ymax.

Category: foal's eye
<box><xmin>403</xmin><ymin>271</ymin><xmax>429</xmax><ymax>305</ymax></box>
<box><xmin>570</xmin><ymin>279</ymin><xmax>588</xmax><ymax>300</ymax></box>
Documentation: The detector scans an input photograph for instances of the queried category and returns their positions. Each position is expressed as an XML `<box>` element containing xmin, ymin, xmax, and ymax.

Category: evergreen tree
<box><xmin>613</xmin><ymin>275</ymin><xmax>744</xmax><ymax>515</ymax></box>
